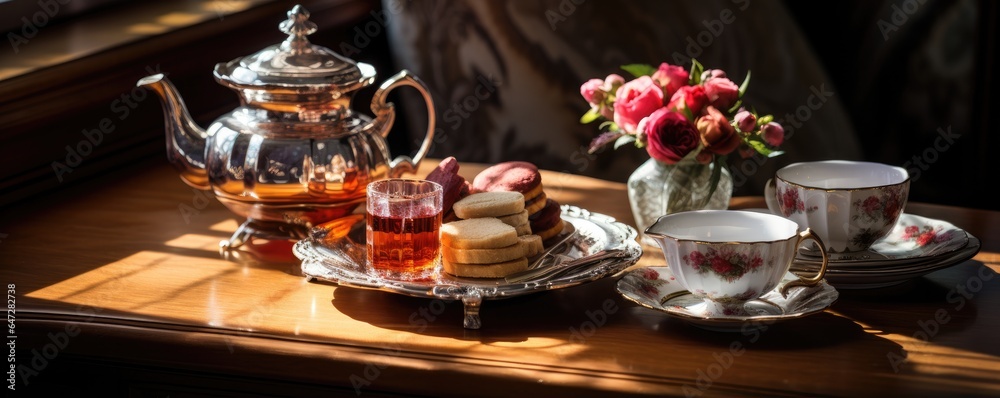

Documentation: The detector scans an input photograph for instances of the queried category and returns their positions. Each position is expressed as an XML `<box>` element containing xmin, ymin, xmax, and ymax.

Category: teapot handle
<box><xmin>370</xmin><ymin>70</ymin><xmax>436</xmax><ymax>178</ymax></box>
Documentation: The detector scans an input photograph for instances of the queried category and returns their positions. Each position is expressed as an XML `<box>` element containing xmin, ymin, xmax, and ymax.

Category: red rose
<box><xmin>702</xmin><ymin>77</ymin><xmax>739</xmax><ymax>110</ymax></box>
<box><xmin>711</xmin><ymin>257</ymin><xmax>733</xmax><ymax>274</ymax></box>
<box><xmin>643</xmin><ymin>108</ymin><xmax>700</xmax><ymax>164</ymax></box>
<box><xmin>667</xmin><ymin>85</ymin><xmax>708</xmax><ymax>116</ymax></box>
<box><xmin>688</xmin><ymin>251</ymin><xmax>706</xmax><ymax>268</ymax></box>
<box><xmin>613</xmin><ymin>76</ymin><xmax>664</xmax><ymax>134</ymax></box>
<box><xmin>696</xmin><ymin>106</ymin><xmax>741</xmax><ymax>155</ymax></box>
<box><xmin>862</xmin><ymin>196</ymin><xmax>880</xmax><ymax>216</ymax></box>
<box><xmin>917</xmin><ymin>231</ymin><xmax>936</xmax><ymax>246</ymax></box>
<box><xmin>651</xmin><ymin>62</ymin><xmax>690</xmax><ymax>99</ymax></box>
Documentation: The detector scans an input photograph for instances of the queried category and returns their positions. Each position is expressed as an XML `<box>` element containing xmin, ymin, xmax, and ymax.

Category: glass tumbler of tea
<box><xmin>366</xmin><ymin>179</ymin><xmax>443</xmax><ymax>281</ymax></box>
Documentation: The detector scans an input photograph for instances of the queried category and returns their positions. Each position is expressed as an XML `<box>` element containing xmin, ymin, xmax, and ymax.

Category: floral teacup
<box><xmin>645</xmin><ymin>210</ymin><xmax>829</xmax><ymax>317</ymax></box>
<box><xmin>765</xmin><ymin>160</ymin><xmax>910</xmax><ymax>253</ymax></box>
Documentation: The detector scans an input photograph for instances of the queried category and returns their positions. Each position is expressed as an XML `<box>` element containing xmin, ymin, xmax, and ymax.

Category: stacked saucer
<box><xmin>791</xmin><ymin>213</ymin><xmax>982</xmax><ymax>289</ymax></box>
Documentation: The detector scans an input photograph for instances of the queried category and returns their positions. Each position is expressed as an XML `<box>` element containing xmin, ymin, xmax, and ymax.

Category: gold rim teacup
<box><xmin>765</xmin><ymin>160</ymin><xmax>910</xmax><ymax>253</ymax></box>
<box><xmin>645</xmin><ymin>210</ymin><xmax>829</xmax><ymax>317</ymax></box>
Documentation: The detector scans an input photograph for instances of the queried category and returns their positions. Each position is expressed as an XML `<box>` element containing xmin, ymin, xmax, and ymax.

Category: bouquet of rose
<box><xmin>579</xmin><ymin>60</ymin><xmax>784</xmax><ymax>200</ymax></box>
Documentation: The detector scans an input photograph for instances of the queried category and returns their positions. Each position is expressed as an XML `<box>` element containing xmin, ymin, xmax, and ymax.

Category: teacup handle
<box><xmin>780</xmin><ymin>228</ymin><xmax>829</xmax><ymax>297</ymax></box>
<box><xmin>764</xmin><ymin>178</ymin><xmax>780</xmax><ymax>215</ymax></box>
<box><xmin>370</xmin><ymin>69</ymin><xmax>437</xmax><ymax>178</ymax></box>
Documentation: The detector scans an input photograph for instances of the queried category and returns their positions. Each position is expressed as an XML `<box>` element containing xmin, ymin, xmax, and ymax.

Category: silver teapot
<box><xmin>138</xmin><ymin>4</ymin><xmax>435</xmax><ymax>249</ymax></box>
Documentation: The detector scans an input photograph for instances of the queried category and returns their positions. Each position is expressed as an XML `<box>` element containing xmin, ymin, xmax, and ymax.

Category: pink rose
<box><xmin>580</xmin><ymin>78</ymin><xmax>605</xmax><ymax>105</ymax></box>
<box><xmin>696</xmin><ymin>106</ymin><xmax>741</xmax><ymax>155</ymax></box>
<box><xmin>667</xmin><ymin>85</ymin><xmax>708</xmax><ymax>116</ymax></box>
<box><xmin>643</xmin><ymin>108</ymin><xmax>700</xmax><ymax>164</ymax></box>
<box><xmin>613</xmin><ymin>76</ymin><xmax>664</xmax><ymax>134</ymax></box>
<box><xmin>734</xmin><ymin>110</ymin><xmax>756</xmax><ymax>132</ymax></box>
<box><xmin>703</xmin><ymin>77</ymin><xmax>739</xmax><ymax>110</ymax></box>
<box><xmin>652</xmin><ymin>62</ymin><xmax>690</xmax><ymax>99</ymax></box>
<box><xmin>761</xmin><ymin>122</ymin><xmax>784</xmax><ymax>146</ymax></box>
<box><xmin>700</xmin><ymin>69</ymin><xmax>727</xmax><ymax>82</ymax></box>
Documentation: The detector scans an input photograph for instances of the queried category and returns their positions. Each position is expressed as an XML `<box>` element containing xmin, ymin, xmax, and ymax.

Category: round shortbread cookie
<box><xmin>519</xmin><ymin>182</ymin><xmax>545</xmax><ymax>202</ymax></box>
<box><xmin>513</xmin><ymin>222</ymin><xmax>532</xmax><ymax>236</ymax></box>
<box><xmin>529</xmin><ymin>199</ymin><xmax>562</xmax><ymax>232</ymax></box>
<box><xmin>441</xmin><ymin>241</ymin><xmax>528</xmax><ymax>264</ymax></box>
<box><xmin>441</xmin><ymin>257</ymin><xmax>529</xmax><ymax>278</ymax></box>
<box><xmin>496</xmin><ymin>210</ymin><xmax>529</xmax><ymax>227</ymax></box>
<box><xmin>441</xmin><ymin>218</ymin><xmax>519</xmax><ymax>249</ymax></box>
<box><xmin>519</xmin><ymin>234</ymin><xmax>543</xmax><ymax>257</ymax></box>
<box><xmin>453</xmin><ymin>191</ymin><xmax>525</xmax><ymax>219</ymax></box>
<box><xmin>536</xmin><ymin>219</ymin><xmax>565</xmax><ymax>241</ymax></box>
<box><xmin>524</xmin><ymin>192</ymin><xmax>548</xmax><ymax>215</ymax></box>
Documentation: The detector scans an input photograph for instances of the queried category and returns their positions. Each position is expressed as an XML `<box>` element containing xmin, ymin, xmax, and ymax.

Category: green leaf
<box><xmin>757</xmin><ymin>114</ymin><xmax>774</xmax><ymax>125</ymax></box>
<box><xmin>599</xmin><ymin>120</ymin><xmax>618</xmax><ymax>131</ymax></box>
<box><xmin>689</xmin><ymin>59</ymin><xmax>704</xmax><ymax>85</ymax></box>
<box><xmin>744</xmin><ymin>140</ymin><xmax>784</xmax><ymax>157</ymax></box>
<box><xmin>614</xmin><ymin>134</ymin><xmax>637</xmax><ymax>149</ymax></box>
<box><xmin>738</xmin><ymin>70</ymin><xmax>751</xmax><ymax>97</ymax></box>
<box><xmin>621</xmin><ymin>64</ymin><xmax>657</xmax><ymax>78</ymax></box>
<box><xmin>580</xmin><ymin>107</ymin><xmax>601</xmax><ymax>124</ymax></box>
<box><xmin>727</xmin><ymin>99</ymin><xmax>743</xmax><ymax>114</ymax></box>
<box><xmin>680</xmin><ymin>103</ymin><xmax>695</xmax><ymax>121</ymax></box>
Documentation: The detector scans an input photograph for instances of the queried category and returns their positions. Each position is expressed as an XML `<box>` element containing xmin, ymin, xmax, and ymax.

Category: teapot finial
<box><xmin>279</xmin><ymin>5</ymin><xmax>317</xmax><ymax>51</ymax></box>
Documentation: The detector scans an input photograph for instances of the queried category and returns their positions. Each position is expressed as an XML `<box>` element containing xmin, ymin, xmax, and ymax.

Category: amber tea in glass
<box><xmin>366</xmin><ymin>179</ymin><xmax>443</xmax><ymax>281</ymax></box>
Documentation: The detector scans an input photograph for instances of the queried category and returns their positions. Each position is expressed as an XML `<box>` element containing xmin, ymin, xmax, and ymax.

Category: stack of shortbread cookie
<box><xmin>471</xmin><ymin>161</ymin><xmax>565</xmax><ymax>241</ymax></box>
<box><xmin>439</xmin><ymin>191</ymin><xmax>543</xmax><ymax>278</ymax></box>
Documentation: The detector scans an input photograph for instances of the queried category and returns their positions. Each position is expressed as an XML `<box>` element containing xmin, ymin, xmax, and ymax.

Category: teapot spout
<box><xmin>138</xmin><ymin>74</ymin><xmax>210</xmax><ymax>189</ymax></box>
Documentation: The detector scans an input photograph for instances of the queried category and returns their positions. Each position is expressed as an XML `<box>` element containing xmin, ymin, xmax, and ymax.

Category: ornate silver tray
<box><xmin>293</xmin><ymin>205</ymin><xmax>643</xmax><ymax>329</ymax></box>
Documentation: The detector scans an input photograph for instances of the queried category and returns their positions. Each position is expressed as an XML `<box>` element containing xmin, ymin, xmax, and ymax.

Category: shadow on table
<box><xmin>329</xmin><ymin>276</ymin><xmax>676</xmax><ymax>343</ymax></box>
<box><xmin>830</xmin><ymin>260</ymin><xmax>998</xmax><ymax>359</ymax></box>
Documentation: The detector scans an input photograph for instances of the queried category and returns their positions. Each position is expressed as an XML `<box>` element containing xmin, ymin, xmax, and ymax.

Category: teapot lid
<box><xmin>213</xmin><ymin>4</ymin><xmax>376</xmax><ymax>91</ymax></box>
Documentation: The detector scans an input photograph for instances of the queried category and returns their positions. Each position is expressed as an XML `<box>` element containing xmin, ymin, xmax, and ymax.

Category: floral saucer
<box><xmin>772</xmin><ymin>212</ymin><xmax>969</xmax><ymax>266</ymax></box>
<box><xmin>616</xmin><ymin>266</ymin><xmax>838</xmax><ymax>332</ymax></box>
<box><xmin>792</xmin><ymin>234</ymin><xmax>982</xmax><ymax>289</ymax></box>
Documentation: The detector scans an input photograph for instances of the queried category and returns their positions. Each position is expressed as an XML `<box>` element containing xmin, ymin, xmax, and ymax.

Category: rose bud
<box><xmin>696</xmin><ymin>106</ymin><xmax>741</xmax><ymax>155</ymax></box>
<box><xmin>734</xmin><ymin>110</ymin><xmax>756</xmax><ymax>133</ymax></box>
<box><xmin>651</xmin><ymin>62</ymin><xmax>689</xmax><ymax>99</ymax></box>
<box><xmin>643</xmin><ymin>108</ymin><xmax>700</xmax><ymax>164</ymax></box>
<box><xmin>603</xmin><ymin>74</ymin><xmax>625</xmax><ymax>93</ymax></box>
<box><xmin>761</xmin><ymin>122</ymin><xmax>784</xmax><ymax>146</ymax></box>
<box><xmin>613</xmin><ymin>76</ymin><xmax>665</xmax><ymax>134</ymax></box>
<box><xmin>580</xmin><ymin>78</ymin><xmax>606</xmax><ymax>105</ymax></box>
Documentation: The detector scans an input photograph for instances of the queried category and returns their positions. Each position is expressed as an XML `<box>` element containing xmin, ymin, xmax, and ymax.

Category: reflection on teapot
<box><xmin>137</xmin><ymin>4</ymin><xmax>436</xmax><ymax>250</ymax></box>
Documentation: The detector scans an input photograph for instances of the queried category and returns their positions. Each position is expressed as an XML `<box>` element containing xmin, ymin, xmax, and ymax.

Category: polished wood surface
<box><xmin>2</xmin><ymin>158</ymin><xmax>999</xmax><ymax>397</ymax></box>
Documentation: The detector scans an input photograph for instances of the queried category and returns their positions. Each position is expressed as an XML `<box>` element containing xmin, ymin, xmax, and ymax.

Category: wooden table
<box><xmin>3</xmin><ymin>158</ymin><xmax>999</xmax><ymax>397</ymax></box>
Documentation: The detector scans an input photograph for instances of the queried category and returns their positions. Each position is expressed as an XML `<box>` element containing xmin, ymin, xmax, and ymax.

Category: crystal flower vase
<box><xmin>627</xmin><ymin>158</ymin><xmax>733</xmax><ymax>247</ymax></box>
